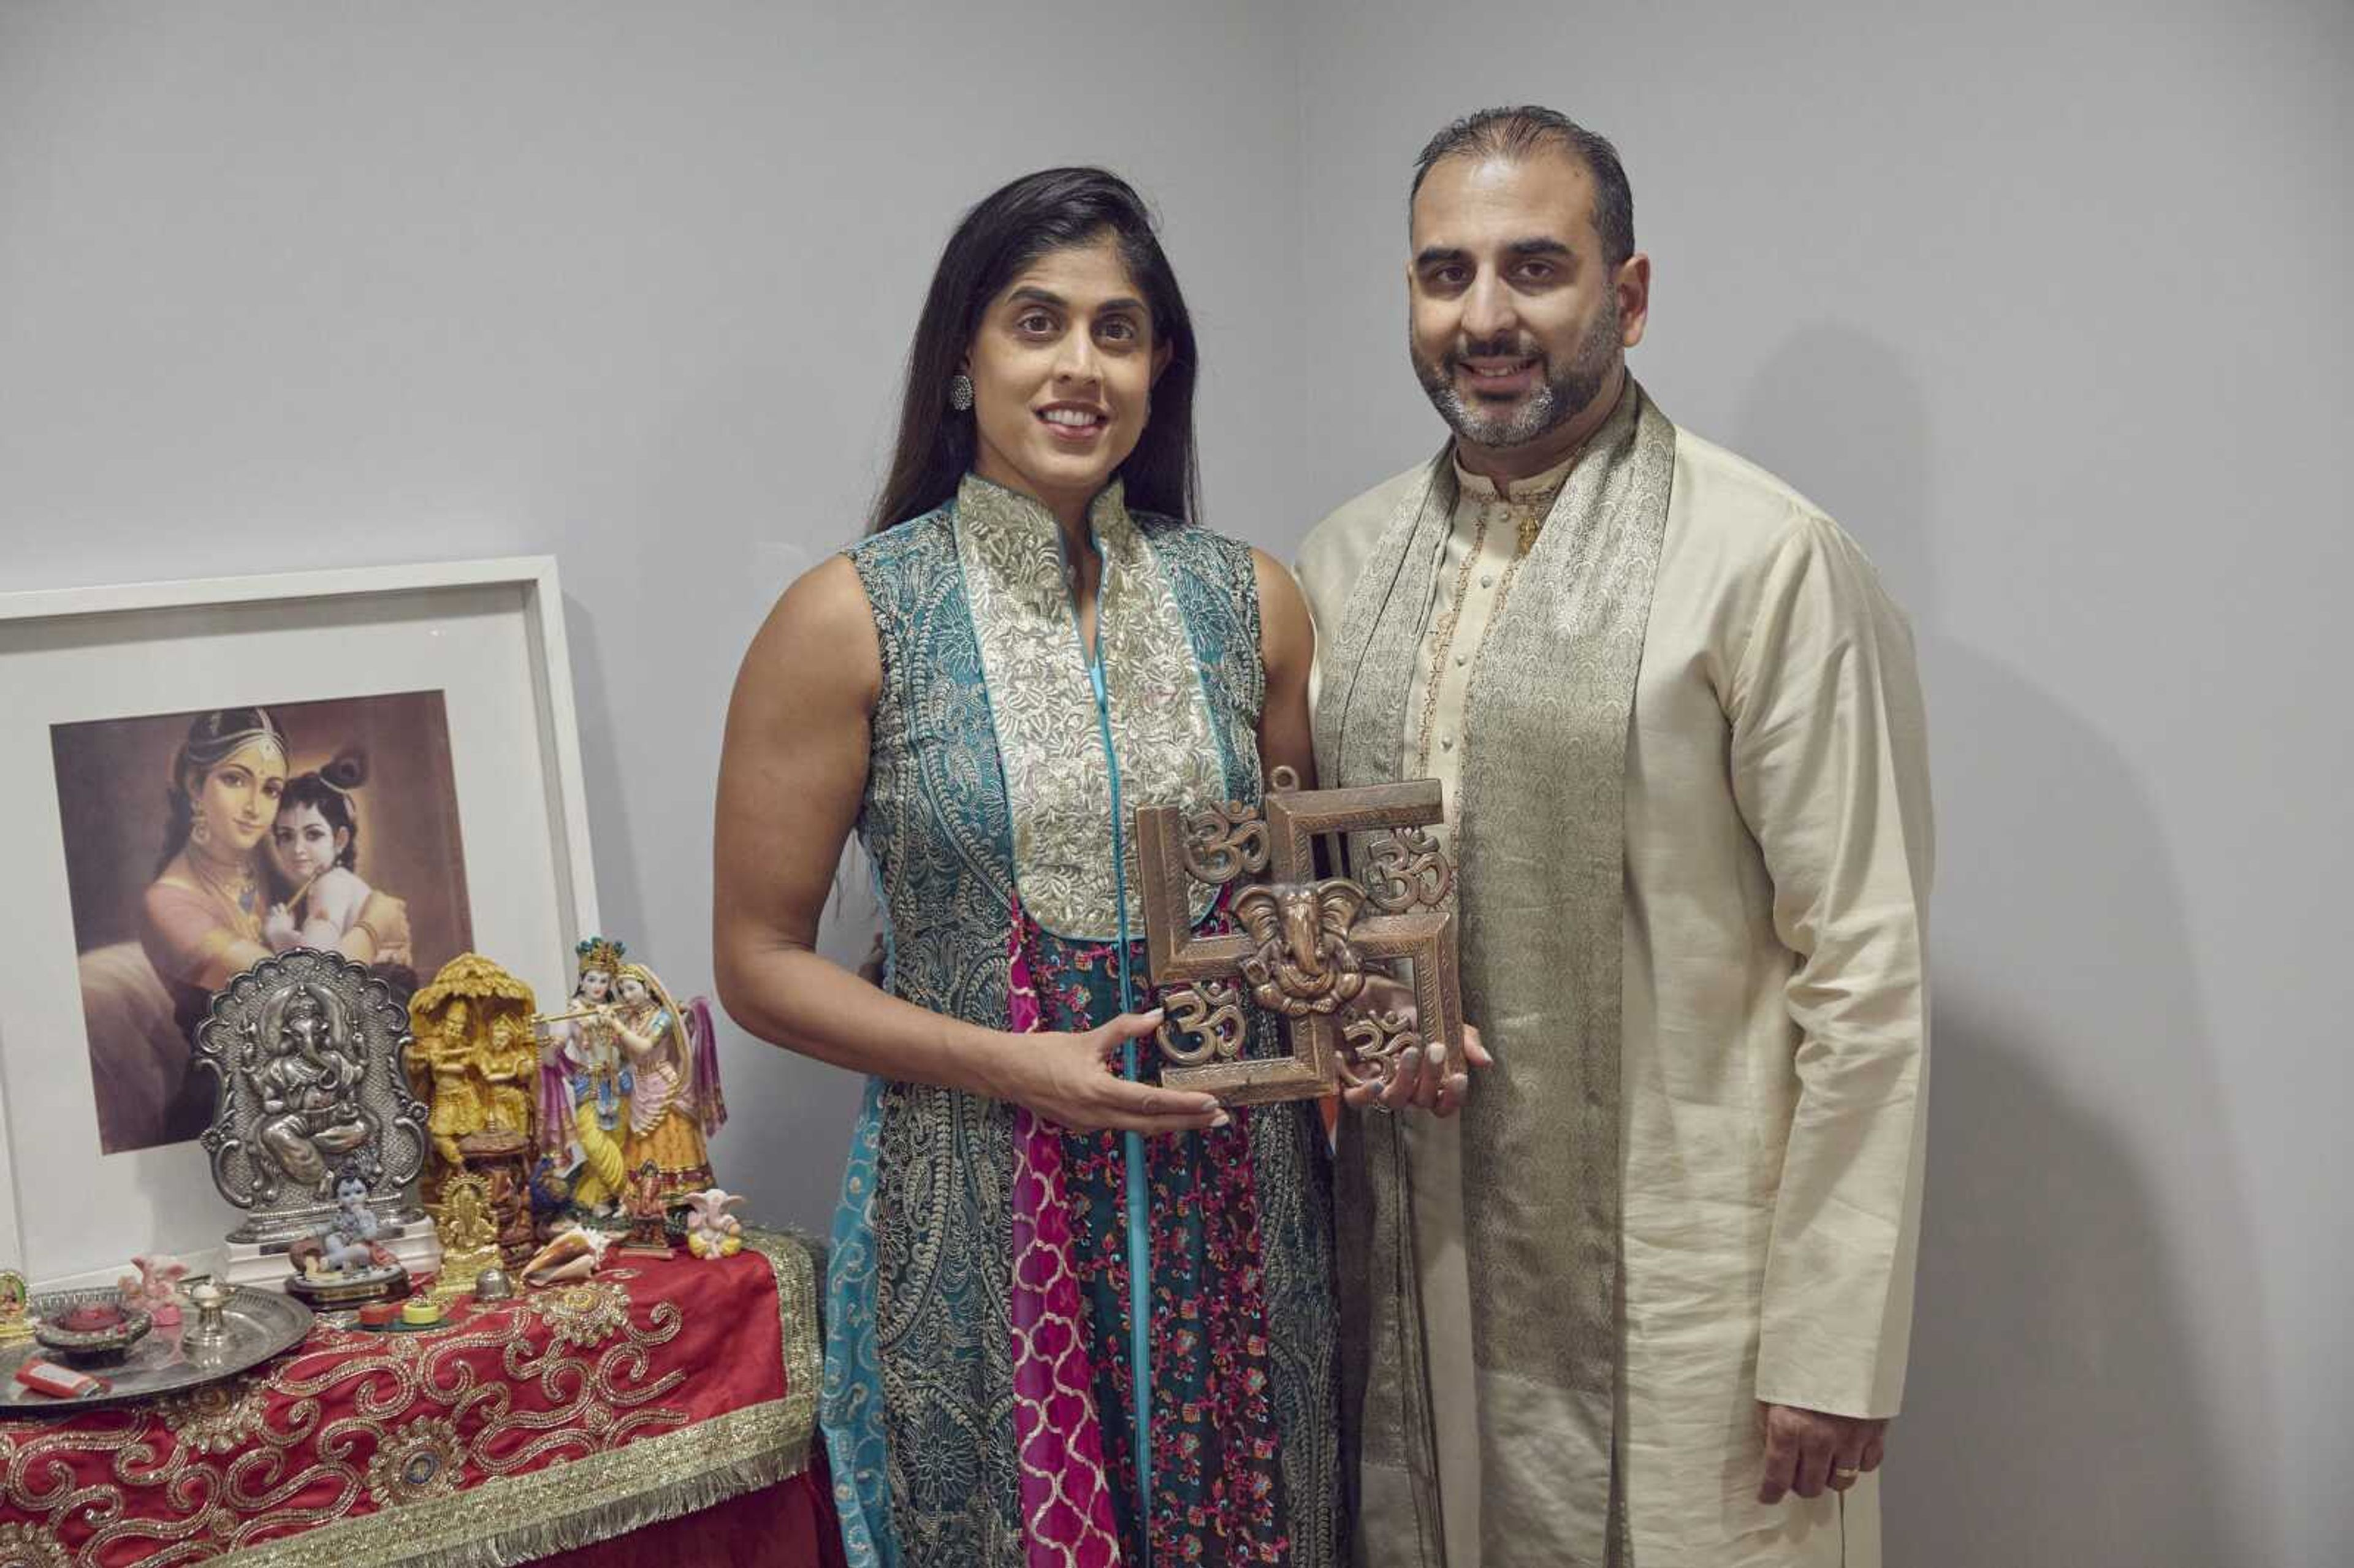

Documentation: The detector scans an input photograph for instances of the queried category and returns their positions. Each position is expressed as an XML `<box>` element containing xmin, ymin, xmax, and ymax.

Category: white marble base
<box><xmin>220</xmin><ymin>1220</ymin><xmax>442</xmax><ymax>1293</ymax></box>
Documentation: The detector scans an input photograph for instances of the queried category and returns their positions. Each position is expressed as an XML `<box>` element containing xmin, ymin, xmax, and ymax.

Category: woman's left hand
<box><xmin>261</xmin><ymin>904</ymin><xmax>298</xmax><ymax>950</ymax></box>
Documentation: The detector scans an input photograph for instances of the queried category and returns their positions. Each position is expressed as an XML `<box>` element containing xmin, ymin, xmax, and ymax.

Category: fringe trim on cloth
<box><xmin>218</xmin><ymin>1227</ymin><xmax>825</xmax><ymax>1568</ymax></box>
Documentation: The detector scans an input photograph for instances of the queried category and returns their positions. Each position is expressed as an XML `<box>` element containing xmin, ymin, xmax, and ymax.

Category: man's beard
<box><xmin>1413</xmin><ymin>300</ymin><xmax>1621</xmax><ymax>451</ymax></box>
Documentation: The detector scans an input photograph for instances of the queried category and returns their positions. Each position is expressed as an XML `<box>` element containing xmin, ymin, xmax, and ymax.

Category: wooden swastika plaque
<box><xmin>1132</xmin><ymin>767</ymin><xmax>1463</xmax><ymax>1105</ymax></box>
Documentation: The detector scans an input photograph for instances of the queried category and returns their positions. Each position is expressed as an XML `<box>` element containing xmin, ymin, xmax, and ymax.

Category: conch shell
<box><xmin>520</xmin><ymin>1225</ymin><xmax>613</xmax><ymax>1288</ymax></box>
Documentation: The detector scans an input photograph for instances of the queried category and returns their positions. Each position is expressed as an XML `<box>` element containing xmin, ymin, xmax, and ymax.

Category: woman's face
<box><xmin>196</xmin><ymin>741</ymin><xmax>288</xmax><ymax>857</ymax></box>
<box><xmin>618</xmin><ymin>976</ymin><xmax>650</xmax><ymax>1007</ymax></box>
<box><xmin>966</xmin><ymin>234</ymin><xmax>1171</xmax><ymax>519</ymax></box>
<box><xmin>579</xmin><ymin>970</ymin><xmax>612</xmax><ymax>1005</ymax></box>
<box><xmin>270</xmin><ymin>802</ymin><xmax>345</xmax><ymax>882</ymax></box>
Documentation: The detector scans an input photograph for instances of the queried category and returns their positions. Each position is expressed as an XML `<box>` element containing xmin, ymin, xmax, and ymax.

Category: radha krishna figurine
<box><xmin>536</xmin><ymin>937</ymin><xmax>726</xmax><ymax>1214</ymax></box>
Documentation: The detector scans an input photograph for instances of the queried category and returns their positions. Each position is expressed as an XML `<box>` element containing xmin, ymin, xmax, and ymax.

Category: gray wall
<box><xmin>0</xmin><ymin>0</ymin><xmax>1303</xmax><ymax>1302</ymax></box>
<box><xmin>1295</xmin><ymin>2</ymin><xmax>2352</xmax><ymax>1563</ymax></box>
<box><xmin>6</xmin><ymin>2</ymin><xmax>2348</xmax><ymax>1562</ymax></box>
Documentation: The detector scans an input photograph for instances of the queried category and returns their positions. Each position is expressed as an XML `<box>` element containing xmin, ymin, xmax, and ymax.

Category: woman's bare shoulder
<box><xmin>738</xmin><ymin>554</ymin><xmax>880</xmax><ymax>707</ymax></box>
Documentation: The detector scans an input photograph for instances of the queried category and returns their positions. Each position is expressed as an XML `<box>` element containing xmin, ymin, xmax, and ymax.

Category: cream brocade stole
<box><xmin>1316</xmin><ymin>383</ymin><xmax>1676</xmax><ymax>1568</ymax></box>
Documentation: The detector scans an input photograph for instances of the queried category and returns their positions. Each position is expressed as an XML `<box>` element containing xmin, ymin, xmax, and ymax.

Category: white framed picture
<box><xmin>0</xmin><ymin>558</ymin><xmax>599</xmax><ymax>1288</ymax></box>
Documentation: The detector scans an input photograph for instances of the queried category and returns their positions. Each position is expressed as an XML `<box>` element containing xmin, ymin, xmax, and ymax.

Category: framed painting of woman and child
<box><xmin>51</xmin><ymin>691</ymin><xmax>473</xmax><ymax>1154</ymax></box>
<box><xmin>0</xmin><ymin>558</ymin><xmax>598</xmax><ymax>1288</ymax></box>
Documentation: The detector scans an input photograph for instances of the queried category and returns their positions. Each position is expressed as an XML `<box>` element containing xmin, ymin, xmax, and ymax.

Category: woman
<box><xmin>140</xmin><ymin>707</ymin><xmax>292</xmax><ymax>1035</ymax></box>
<box><xmin>714</xmin><ymin>169</ymin><xmax>1336</xmax><ymax>1567</ymax></box>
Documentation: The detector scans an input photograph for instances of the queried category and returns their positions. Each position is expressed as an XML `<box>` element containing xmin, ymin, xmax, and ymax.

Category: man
<box><xmin>1297</xmin><ymin>107</ymin><xmax>1932</xmax><ymax>1567</ymax></box>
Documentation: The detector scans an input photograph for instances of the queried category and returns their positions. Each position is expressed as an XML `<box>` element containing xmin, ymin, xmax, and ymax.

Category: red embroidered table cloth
<box><xmin>0</xmin><ymin>1228</ymin><xmax>823</xmax><ymax>1567</ymax></box>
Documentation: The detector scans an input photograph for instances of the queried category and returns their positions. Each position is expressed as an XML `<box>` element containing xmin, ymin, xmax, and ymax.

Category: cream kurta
<box><xmin>1298</xmin><ymin>424</ymin><xmax>1932</xmax><ymax>1567</ymax></box>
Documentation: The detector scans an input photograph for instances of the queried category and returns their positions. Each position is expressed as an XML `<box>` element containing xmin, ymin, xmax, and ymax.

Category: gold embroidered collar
<box><xmin>954</xmin><ymin>473</ymin><xmax>1135</xmax><ymax>622</ymax></box>
<box><xmin>951</xmin><ymin>470</ymin><xmax>1224</xmax><ymax>939</ymax></box>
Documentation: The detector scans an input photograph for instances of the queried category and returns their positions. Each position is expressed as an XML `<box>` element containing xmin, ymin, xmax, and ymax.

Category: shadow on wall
<box><xmin>1737</xmin><ymin>326</ymin><xmax>2276</xmax><ymax>1567</ymax></box>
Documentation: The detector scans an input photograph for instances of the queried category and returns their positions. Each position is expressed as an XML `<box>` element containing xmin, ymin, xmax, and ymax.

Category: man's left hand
<box><xmin>1756</xmin><ymin>1403</ymin><xmax>1887</xmax><ymax>1504</ymax></box>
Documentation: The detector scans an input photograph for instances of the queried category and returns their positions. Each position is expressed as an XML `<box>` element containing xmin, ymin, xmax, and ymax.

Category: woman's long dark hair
<box><xmin>867</xmin><ymin>167</ymin><xmax>1202</xmax><ymax>535</ymax></box>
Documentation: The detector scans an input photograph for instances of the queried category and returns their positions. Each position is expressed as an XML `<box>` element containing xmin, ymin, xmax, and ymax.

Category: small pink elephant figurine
<box><xmin>118</xmin><ymin>1255</ymin><xmax>189</xmax><ymax>1326</ymax></box>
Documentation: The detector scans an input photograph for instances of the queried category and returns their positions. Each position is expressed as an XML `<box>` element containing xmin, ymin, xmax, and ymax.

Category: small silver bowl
<box><xmin>31</xmin><ymin>1290</ymin><xmax>154</xmax><ymax>1365</ymax></box>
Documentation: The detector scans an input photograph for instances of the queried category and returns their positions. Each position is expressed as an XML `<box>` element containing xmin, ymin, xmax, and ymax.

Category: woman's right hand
<box><xmin>261</xmin><ymin>904</ymin><xmax>297</xmax><ymax>950</ymax></box>
<box><xmin>994</xmin><ymin>1009</ymin><xmax>1230</xmax><ymax>1135</ymax></box>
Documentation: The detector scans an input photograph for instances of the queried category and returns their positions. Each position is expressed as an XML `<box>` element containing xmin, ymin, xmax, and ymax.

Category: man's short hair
<box><xmin>1411</xmin><ymin>106</ymin><xmax>1636</xmax><ymax>270</ymax></box>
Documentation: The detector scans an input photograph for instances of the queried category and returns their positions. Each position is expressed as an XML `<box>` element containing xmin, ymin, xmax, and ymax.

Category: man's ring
<box><xmin>1832</xmin><ymin>1467</ymin><xmax>1861</xmax><ymax>1480</ymax></box>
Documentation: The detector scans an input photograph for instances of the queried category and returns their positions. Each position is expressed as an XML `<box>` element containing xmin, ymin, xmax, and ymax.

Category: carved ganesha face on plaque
<box><xmin>1232</xmin><ymin>880</ymin><xmax>1369</xmax><ymax>1018</ymax></box>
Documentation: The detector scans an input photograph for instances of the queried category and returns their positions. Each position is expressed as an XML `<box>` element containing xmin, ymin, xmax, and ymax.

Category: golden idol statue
<box><xmin>406</xmin><ymin>954</ymin><xmax>538</xmax><ymax>1200</ymax></box>
<box><xmin>429</xmin><ymin>1172</ymin><xmax>504</xmax><ymax>1309</ymax></box>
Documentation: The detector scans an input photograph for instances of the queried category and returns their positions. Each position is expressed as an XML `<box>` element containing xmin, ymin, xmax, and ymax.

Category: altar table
<box><xmin>0</xmin><ymin>1228</ymin><xmax>839</xmax><ymax>1567</ymax></box>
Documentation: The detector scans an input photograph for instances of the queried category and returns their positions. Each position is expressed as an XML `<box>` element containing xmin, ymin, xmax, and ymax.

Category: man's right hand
<box><xmin>1338</xmin><ymin>976</ymin><xmax>1491</xmax><ymax>1117</ymax></box>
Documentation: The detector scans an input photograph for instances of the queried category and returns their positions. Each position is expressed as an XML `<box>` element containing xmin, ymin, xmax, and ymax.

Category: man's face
<box><xmin>1407</xmin><ymin>150</ymin><xmax>1642</xmax><ymax>451</ymax></box>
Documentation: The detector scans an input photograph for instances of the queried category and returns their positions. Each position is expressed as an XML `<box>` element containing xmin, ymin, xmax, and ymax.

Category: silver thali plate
<box><xmin>0</xmin><ymin>1288</ymin><xmax>314</xmax><ymax>1414</ymax></box>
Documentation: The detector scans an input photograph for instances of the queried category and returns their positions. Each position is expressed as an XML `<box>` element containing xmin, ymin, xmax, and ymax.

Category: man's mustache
<box><xmin>1446</xmin><ymin>335</ymin><xmax>1545</xmax><ymax>367</ymax></box>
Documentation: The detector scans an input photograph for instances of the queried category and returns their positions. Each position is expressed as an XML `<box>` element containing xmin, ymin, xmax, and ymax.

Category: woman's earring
<box><xmin>948</xmin><ymin>374</ymin><xmax>975</xmax><ymax>412</ymax></box>
<box><xmin>189</xmin><ymin>812</ymin><xmax>211</xmax><ymax>849</ymax></box>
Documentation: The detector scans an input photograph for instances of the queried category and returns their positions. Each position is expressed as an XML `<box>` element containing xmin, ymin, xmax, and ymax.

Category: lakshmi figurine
<box><xmin>406</xmin><ymin>954</ymin><xmax>538</xmax><ymax>1198</ymax></box>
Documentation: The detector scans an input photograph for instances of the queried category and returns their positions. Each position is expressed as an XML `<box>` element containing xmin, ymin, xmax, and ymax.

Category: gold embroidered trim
<box><xmin>1414</xmin><ymin>472</ymin><xmax>1571</xmax><ymax>774</ymax></box>
<box><xmin>363</xmin><ymin>1415</ymin><xmax>467</xmax><ymax>1507</ymax></box>
<box><xmin>533</xmin><ymin>1281</ymin><xmax>631</xmax><ymax>1349</ymax></box>
<box><xmin>219</xmin><ymin>1401</ymin><xmax>807</xmax><ymax>1567</ymax></box>
<box><xmin>157</xmin><ymin>1375</ymin><xmax>272</xmax><ymax>1456</ymax></box>
<box><xmin>1509</xmin><ymin>488</ymin><xmax>1562</xmax><ymax>557</ymax></box>
<box><xmin>215</xmin><ymin>1230</ymin><xmax>819</xmax><ymax>1565</ymax></box>
<box><xmin>741</xmin><ymin>1225</ymin><xmax>821</xmax><ymax>1458</ymax></box>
